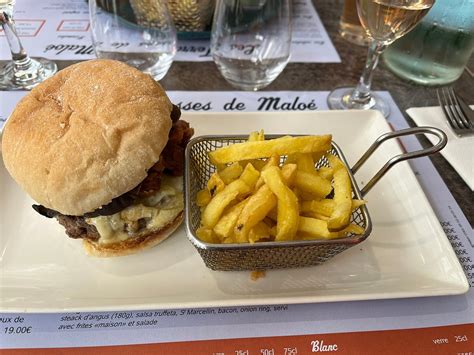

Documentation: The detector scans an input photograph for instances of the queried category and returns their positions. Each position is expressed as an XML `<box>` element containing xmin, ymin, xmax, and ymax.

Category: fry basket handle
<box><xmin>351</xmin><ymin>126</ymin><xmax>447</xmax><ymax>197</ymax></box>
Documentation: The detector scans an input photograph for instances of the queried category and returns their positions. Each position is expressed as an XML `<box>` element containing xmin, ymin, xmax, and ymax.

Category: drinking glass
<box><xmin>89</xmin><ymin>0</ymin><xmax>177</xmax><ymax>81</ymax></box>
<box><xmin>211</xmin><ymin>0</ymin><xmax>292</xmax><ymax>91</ymax></box>
<box><xmin>339</xmin><ymin>0</ymin><xmax>369</xmax><ymax>46</ymax></box>
<box><xmin>0</xmin><ymin>0</ymin><xmax>57</xmax><ymax>90</ymax></box>
<box><xmin>383</xmin><ymin>0</ymin><xmax>474</xmax><ymax>86</ymax></box>
<box><xmin>328</xmin><ymin>0</ymin><xmax>435</xmax><ymax>117</ymax></box>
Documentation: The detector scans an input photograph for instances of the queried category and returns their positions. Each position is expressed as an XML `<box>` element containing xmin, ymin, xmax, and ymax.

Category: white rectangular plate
<box><xmin>0</xmin><ymin>110</ymin><xmax>468</xmax><ymax>312</ymax></box>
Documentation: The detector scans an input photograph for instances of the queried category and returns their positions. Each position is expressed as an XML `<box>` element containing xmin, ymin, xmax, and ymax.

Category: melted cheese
<box><xmin>85</xmin><ymin>176</ymin><xmax>183</xmax><ymax>245</ymax></box>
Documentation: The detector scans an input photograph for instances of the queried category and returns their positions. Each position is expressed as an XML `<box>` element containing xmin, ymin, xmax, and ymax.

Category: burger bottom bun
<box><xmin>82</xmin><ymin>211</ymin><xmax>184</xmax><ymax>257</ymax></box>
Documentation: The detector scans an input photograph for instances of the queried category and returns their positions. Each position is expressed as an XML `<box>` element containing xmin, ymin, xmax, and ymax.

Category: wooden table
<box><xmin>19</xmin><ymin>0</ymin><xmax>474</xmax><ymax>226</ymax></box>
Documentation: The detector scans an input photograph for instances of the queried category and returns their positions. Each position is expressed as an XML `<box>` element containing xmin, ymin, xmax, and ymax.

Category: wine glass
<box><xmin>328</xmin><ymin>0</ymin><xmax>435</xmax><ymax>117</ymax></box>
<box><xmin>0</xmin><ymin>0</ymin><xmax>57</xmax><ymax>90</ymax></box>
<box><xmin>89</xmin><ymin>0</ymin><xmax>177</xmax><ymax>81</ymax></box>
<box><xmin>211</xmin><ymin>0</ymin><xmax>292</xmax><ymax>91</ymax></box>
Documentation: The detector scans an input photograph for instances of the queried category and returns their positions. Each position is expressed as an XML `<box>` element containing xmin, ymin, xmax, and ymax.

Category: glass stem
<box><xmin>350</xmin><ymin>40</ymin><xmax>386</xmax><ymax>105</ymax></box>
<box><xmin>0</xmin><ymin>11</ymin><xmax>34</xmax><ymax>72</ymax></box>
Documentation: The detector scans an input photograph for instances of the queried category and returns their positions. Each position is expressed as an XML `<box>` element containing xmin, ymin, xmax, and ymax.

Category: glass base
<box><xmin>327</xmin><ymin>87</ymin><xmax>391</xmax><ymax>118</ymax></box>
<box><xmin>0</xmin><ymin>57</ymin><xmax>58</xmax><ymax>90</ymax></box>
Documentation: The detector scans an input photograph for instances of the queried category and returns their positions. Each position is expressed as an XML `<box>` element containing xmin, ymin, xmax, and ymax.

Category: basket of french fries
<box><xmin>184</xmin><ymin>127</ymin><xmax>447</xmax><ymax>271</ymax></box>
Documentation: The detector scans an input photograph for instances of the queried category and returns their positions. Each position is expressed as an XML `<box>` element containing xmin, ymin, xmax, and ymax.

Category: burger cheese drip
<box><xmin>86</xmin><ymin>176</ymin><xmax>184</xmax><ymax>245</ymax></box>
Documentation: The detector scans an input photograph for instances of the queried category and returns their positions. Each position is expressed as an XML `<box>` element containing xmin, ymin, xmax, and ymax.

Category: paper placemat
<box><xmin>1</xmin><ymin>91</ymin><xmax>472</xmax><ymax>352</ymax></box>
<box><xmin>0</xmin><ymin>0</ymin><xmax>340</xmax><ymax>63</ymax></box>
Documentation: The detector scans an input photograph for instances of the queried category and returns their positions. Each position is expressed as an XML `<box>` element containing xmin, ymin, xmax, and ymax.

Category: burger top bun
<box><xmin>1</xmin><ymin>59</ymin><xmax>173</xmax><ymax>216</ymax></box>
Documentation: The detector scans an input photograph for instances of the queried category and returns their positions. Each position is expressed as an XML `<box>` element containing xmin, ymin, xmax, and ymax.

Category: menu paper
<box><xmin>0</xmin><ymin>0</ymin><xmax>340</xmax><ymax>63</ymax></box>
<box><xmin>0</xmin><ymin>91</ymin><xmax>472</xmax><ymax>353</ymax></box>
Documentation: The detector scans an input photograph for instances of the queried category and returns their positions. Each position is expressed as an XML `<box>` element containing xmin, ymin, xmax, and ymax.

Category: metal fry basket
<box><xmin>184</xmin><ymin>127</ymin><xmax>447</xmax><ymax>271</ymax></box>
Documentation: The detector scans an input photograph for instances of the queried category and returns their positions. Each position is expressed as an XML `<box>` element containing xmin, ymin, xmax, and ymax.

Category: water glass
<box><xmin>89</xmin><ymin>0</ymin><xmax>177</xmax><ymax>81</ymax></box>
<box><xmin>211</xmin><ymin>0</ymin><xmax>292</xmax><ymax>91</ymax></box>
<box><xmin>383</xmin><ymin>0</ymin><xmax>474</xmax><ymax>86</ymax></box>
<box><xmin>0</xmin><ymin>0</ymin><xmax>57</xmax><ymax>90</ymax></box>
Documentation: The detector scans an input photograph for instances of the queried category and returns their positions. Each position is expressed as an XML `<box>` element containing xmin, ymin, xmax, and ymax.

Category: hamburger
<box><xmin>1</xmin><ymin>59</ymin><xmax>194</xmax><ymax>257</ymax></box>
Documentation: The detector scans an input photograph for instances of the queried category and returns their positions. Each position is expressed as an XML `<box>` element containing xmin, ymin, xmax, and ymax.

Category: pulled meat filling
<box><xmin>34</xmin><ymin>107</ymin><xmax>194</xmax><ymax>242</ymax></box>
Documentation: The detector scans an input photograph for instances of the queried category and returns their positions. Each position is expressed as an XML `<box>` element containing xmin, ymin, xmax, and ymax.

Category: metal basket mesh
<box><xmin>185</xmin><ymin>135</ymin><xmax>371</xmax><ymax>271</ymax></box>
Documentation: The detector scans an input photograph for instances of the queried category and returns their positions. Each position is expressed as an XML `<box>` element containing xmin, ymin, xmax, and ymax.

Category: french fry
<box><xmin>318</xmin><ymin>166</ymin><xmax>334</xmax><ymax>181</ymax></box>
<box><xmin>301</xmin><ymin>199</ymin><xmax>366</xmax><ymax>217</ymax></box>
<box><xmin>248</xmin><ymin>129</ymin><xmax>265</xmax><ymax>142</ymax></box>
<box><xmin>300</xmin><ymin>199</ymin><xmax>335</xmax><ymax>217</ymax></box>
<box><xmin>239</xmin><ymin>163</ymin><xmax>260</xmax><ymax>189</ymax></box>
<box><xmin>330</xmin><ymin>223</ymin><xmax>365</xmax><ymax>237</ymax></box>
<box><xmin>248</xmin><ymin>222</ymin><xmax>273</xmax><ymax>244</ymax></box>
<box><xmin>209</xmin><ymin>135</ymin><xmax>332</xmax><ymax>165</ymax></box>
<box><xmin>213</xmin><ymin>199</ymin><xmax>248</xmax><ymax>241</ymax></box>
<box><xmin>196</xmin><ymin>189</ymin><xmax>212</xmax><ymax>207</ymax></box>
<box><xmin>297</xmin><ymin>216</ymin><xmax>330</xmax><ymax>239</ymax></box>
<box><xmin>201</xmin><ymin>179</ymin><xmax>251</xmax><ymax>228</ymax></box>
<box><xmin>255</xmin><ymin>155</ymin><xmax>280</xmax><ymax>189</ymax></box>
<box><xmin>294</xmin><ymin>170</ymin><xmax>332</xmax><ymax>198</ymax></box>
<box><xmin>235</xmin><ymin>164</ymin><xmax>297</xmax><ymax>242</ymax></box>
<box><xmin>234</xmin><ymin>185</ymin><xmax>277</xmax><ymax>242</ymax></box>
<box><xmin>280</xmin><ymin>163</ymin><xmax>298</xmax><ymax>186</ymax></box>
<box><xmin>218</xmin><ymin>162</ymin><xmax>243</xmax><ymax>184</ymax></box>
<box><xmin>351</xmin><ymin>199</ymin><xmax>366</xmax><ymax>210</ymax></box>
<box><xmin>301</xmin><ymin>210</ymin><xmax>330</xmax><ymax>221</ymax></box>
<box><xmin>248</xmin><ymin>159</ymin><xmax>267</xmax><ymax>171</ymax></box>
<box><xmin>298</xmin><ymin>217</ymin><xmax>364</xmax><ymax>240</ymax></box>
<box><xmin>327</xmin><ymin>155</ymin><xmax>352</xmax><ymax>231</ymax></box>
<box><xmin>261</xmin><ymin>166</ymin><xmax>299</xmax><ymax>241</ymax></box>
<box><xmin>207</xmin><ymin>173</ymin><xmax>225</xmax><ymax>197</ymax></box>
<box><xmin>196</xmin><ymin>227</ymin><xmax>219</xmax><ymax>243</ymax></box>
<box><xmin>294</xmin><ymin>153</ymin><xmax>314</xmax><ymax>173</ymax></box>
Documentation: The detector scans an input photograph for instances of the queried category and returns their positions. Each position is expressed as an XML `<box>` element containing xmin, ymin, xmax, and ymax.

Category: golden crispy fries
<box><xmin>234</xmin><ymin>185</ymin><xmax>277</xmax><ymax>242</ymax></box>
<box><xmin>248</xmin><ymin>130</ymin><xmax>265</xmax><ymax>142</ymax></box>
<box><xmin>213</xmin><ymin>199</ymin><xmax>248</xmax><ymax>241</ymax></box>
<box><xmin>301</xmin><ymin>210</ymin><xmax>330</xmax><ymax>221</ymax></box>
<box><xmin>280</xmin><ymin>163</ymin><xmax>298</xmax><ymax>186</ymax></box>
<box><xmin>234</xmin><ymin>164</ymin><xmax>297</xmax><ymax>242</ymax></box>
<box><xmin>262</xmin><ymin>166</ymin><xmax>299</xmax><ymax>241</ymax></box>
<box><xmin>201</xmin><ymin>179</ymin><xmax>251</xmax><ymax>228</ymax></box>
<box><xmin>209</xmin><ymin>135</ymin><xmax>332</xmax><ymax>165</ymax></box>
<box><xmin>196</xmin><ymin>189</ymin><xmax>212</xmax><ymax>207</ymax></box>
<box><xmin>196</xmin><ymin>227</ymin><xmax>218</xmax><ymax>243</ymax></box>
<box><xmin>318</xmin><ymin>166</ymin><xmax>334</xmax><ymax>181</ymax></box>
<box><xmin>266</xmin><ymin>207</ymin><xmax>278</xmax><ymax>222</ymax></box>
<box><xmin>301</xmin><ymin>199</ymin><xmax>366</xmax><ymax>218</ymax></box>
<box><xmin>248</xmin><ymin>222</ymin><xmax>272</xmax><ymax>244</ymax></box>
<box><xmin>249</xmin><ymin>159</ymin><xmax>267</xmax><ymax>171</ymax></box>
<box><xmin>207</xmin><ymin>173</ymin><xmax>225</xmax><ymax>197</ymax></box>
<box><xmin>351</xmin><ymin>199</ymin><xmax>366</xmax><ymax>210</ymax></box>
<box><xmin>332</xmin><ymin>223</ymin><xmax>365</xmax><ymax>237</ymax></box>
<box><xmin>218</xmin><ymin>162</ymin><xmax>243</xmax><ymax>184</ymax></box>
<box><xmin>295</xmin><ymin>153</ymin><xmax>314</xmax><ymax>173</ymax></box>
<box><xmin>255</xmin><ymin>155</ymin><xmax>280</xmax><ymax>188</ymax></box>
<box><xmin>234</xmin><ymin>164</ymin><xmax>296</xmax><ymax>243</ymax></box>
<box><xmin>239</xmin><ymin>163</ymin><xmax>260</xmax><ymax>188</ymax></box>
<box><xmin>195</xmin><ymin>130</ymin><xmax>366</xmax><ymax>245</ymax></box>
<box><xmin>298</xmin><ymin>217</ymin><xmax>364</xmax><ymax>240</ymax></box>
<box><xmin>298</xmin><ymin>216</ymin><xmax>330</xmax><ymax>239</ymax></box>
<box><xmin>294</xmin><ymin>170</ymin><xmax>332</xmax><ymax>198</ymax></box>
<box><xmin>327</xmin><ymin>155</ymin><xmax>352</xmax><ymax>231</ymax></box>
<box><xmin>300</xmin><ymin>199</ymin><xmax>335</xmax><ymax>217</ymax></box>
